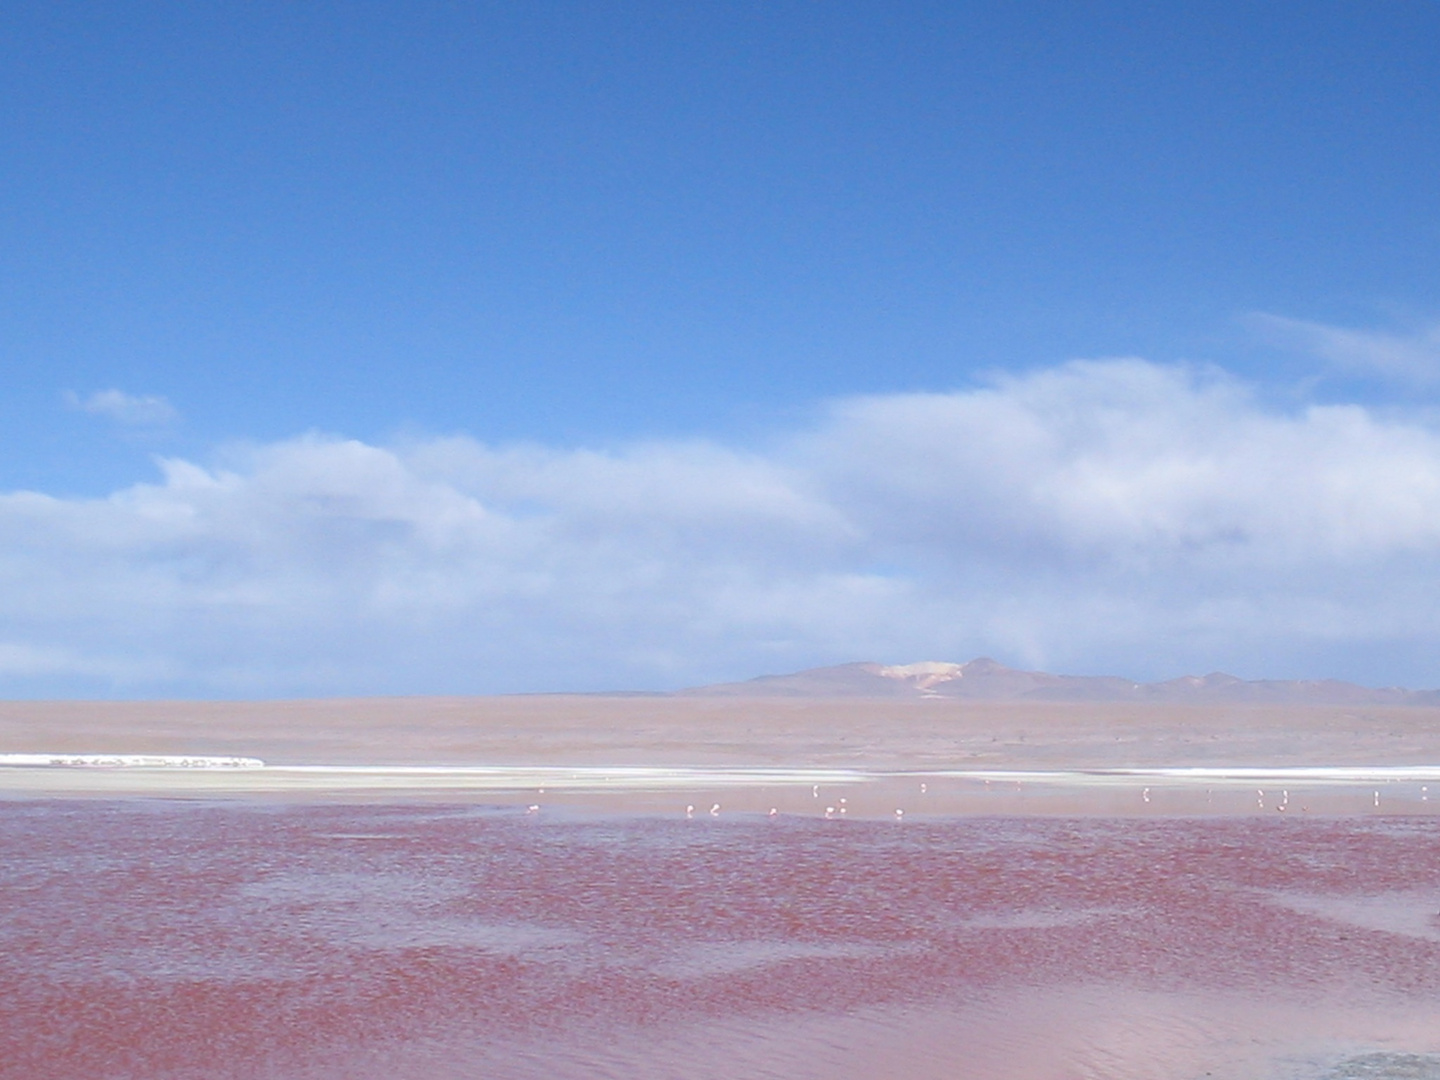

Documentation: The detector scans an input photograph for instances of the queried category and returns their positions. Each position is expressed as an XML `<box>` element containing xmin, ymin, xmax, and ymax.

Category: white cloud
<box><xmin>12</xmin><ymin>358</ymin><xmax>1440</xmax><ymax>695</ymax></box>
<box><xmin>66</xmin><ymin>389</ymin><xmax>179</xmax><ymax>425</ymax></box>
<box><xmin>1248</xmin><ymin>313</ymin><xmax>1440</xmax><ymax>385</ymax></box>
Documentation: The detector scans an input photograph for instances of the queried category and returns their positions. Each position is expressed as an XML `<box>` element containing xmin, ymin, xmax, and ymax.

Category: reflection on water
<box><xmin>1</xmin><ymin>802</ymin><xmax>1439</xmax><ymax>1078</ymax></box>
<box><xmin>1324</xmin><ymin>1055</ymin><xmax>1440</xmax><ymax>1079</ymax></box>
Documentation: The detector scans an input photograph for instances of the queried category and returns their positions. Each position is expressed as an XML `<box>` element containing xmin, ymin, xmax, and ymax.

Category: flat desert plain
<box><xmin>4</xmin><ymin>696</ymin><xmax>1440</xmax><ymax>1080</ymax></box>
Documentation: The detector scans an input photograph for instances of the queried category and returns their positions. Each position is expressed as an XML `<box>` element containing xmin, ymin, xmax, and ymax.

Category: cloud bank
<box><xmin>10</xmin><ymin>358</ymin><xmax>1440</xmax><ymax>695</ymax></box>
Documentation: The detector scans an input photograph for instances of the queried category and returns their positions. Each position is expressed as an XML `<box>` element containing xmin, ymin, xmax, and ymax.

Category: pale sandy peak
<box><xmin>877</xmin><ymin>662</ymin><xmax>965</xmax><ymax>694</ymax></box>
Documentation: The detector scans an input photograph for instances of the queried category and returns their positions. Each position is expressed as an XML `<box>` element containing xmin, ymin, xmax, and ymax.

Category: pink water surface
<box><xmin>3</xmin><ymin>802</ymin><xmax>1440</xmax><ymax>1079</ymax></box>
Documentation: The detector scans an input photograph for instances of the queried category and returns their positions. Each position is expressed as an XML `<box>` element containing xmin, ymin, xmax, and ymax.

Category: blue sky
<box><xmin>5</xmin><ymin>2</ymin><xmax>1440</xmax><ymax>696</ymax></box>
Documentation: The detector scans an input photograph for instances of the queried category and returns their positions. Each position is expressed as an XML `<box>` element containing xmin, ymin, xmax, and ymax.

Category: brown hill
<box><xmin>682</xmin><ymin>658</ymin><xmax>1440</xmax><ymax>705</ymax></box>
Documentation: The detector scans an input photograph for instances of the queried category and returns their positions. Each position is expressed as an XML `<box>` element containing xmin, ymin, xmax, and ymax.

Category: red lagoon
<box><xmin>3</xmin><ymin>801</ymin><xmax>1440</xmax><ymax>1079</ymax></box>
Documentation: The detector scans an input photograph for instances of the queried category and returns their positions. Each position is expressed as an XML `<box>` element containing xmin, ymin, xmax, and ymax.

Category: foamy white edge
<box><xmin>0</xmin><ymin>753</ymin><xmax>266</xmax><ymax>769</ymax></box>
<box><xmin>928</xmin><ymin>766</ymin><xmax>1440</xmax><ymax>784</ymax></box>
<box><xmin>3</xmin><ymin>758</ymin><xmax>1440</xmax><ymax>786</ymax></box>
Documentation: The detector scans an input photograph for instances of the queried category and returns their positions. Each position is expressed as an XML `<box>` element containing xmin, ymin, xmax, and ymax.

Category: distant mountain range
<box><xmin>680</xmin><ymin>658</ymin><xmax>1440</xmax><ymax>705</ymax></box>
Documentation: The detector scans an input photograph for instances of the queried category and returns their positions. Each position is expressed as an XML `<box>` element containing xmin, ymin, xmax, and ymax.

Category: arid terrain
<box><xmin>5</xmin><ymin>653</ymin><xmax>1440</xmax><ymax>770</ymax></box>
<box><xmin>2</xmin><ymin>664</ymin><xmax>1440</xmax><ymax>816</ymax></box>
<box><xmin>4</xmin><ymin>692</ymin><xmax>1440</xmax><ymax>766</ymax></box>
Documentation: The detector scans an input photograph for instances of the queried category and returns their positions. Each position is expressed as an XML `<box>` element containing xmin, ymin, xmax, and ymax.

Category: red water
<box><xmin>3</xmin><ymin>802</ymin><xmax>1440</xmax><ymax>1079</ymax></box>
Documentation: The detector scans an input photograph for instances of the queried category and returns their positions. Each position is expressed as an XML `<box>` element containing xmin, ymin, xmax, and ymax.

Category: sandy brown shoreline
<box><xmin>4</xmin><ymin>695</ymin><xmax>1440</xmax><ymax>815</ymax></box>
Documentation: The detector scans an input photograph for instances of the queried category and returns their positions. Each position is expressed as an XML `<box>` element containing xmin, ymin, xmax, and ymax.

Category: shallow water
<box><xmin>3</xmin><ymin>802</ymin><xmax>1439</xmax><ymax>1079</ymax></box>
